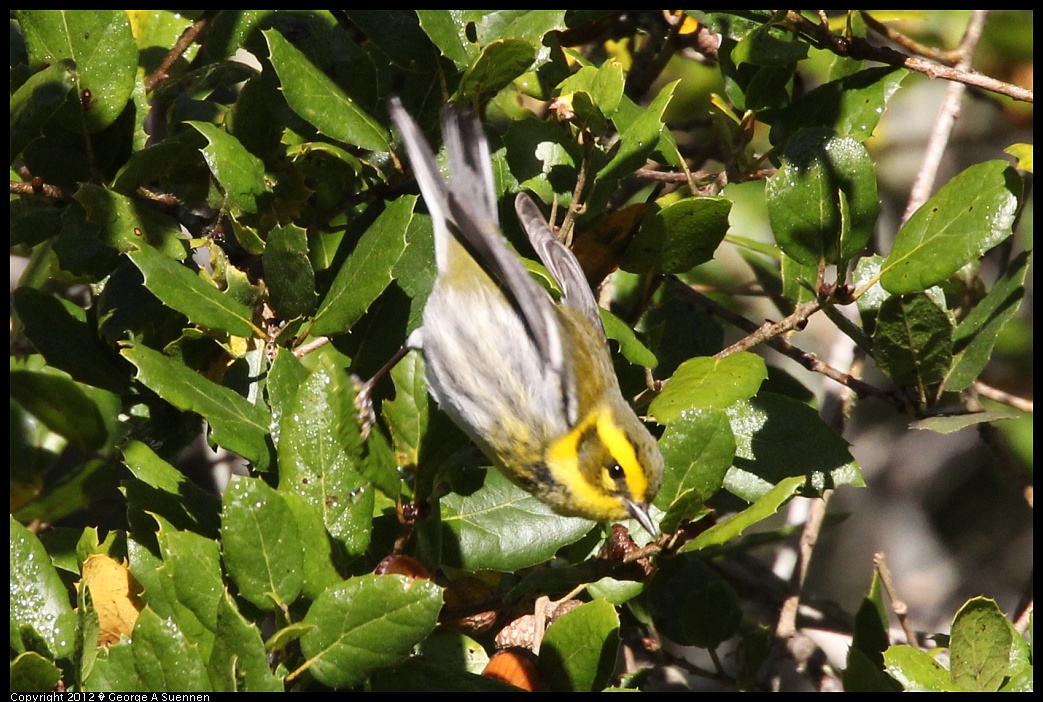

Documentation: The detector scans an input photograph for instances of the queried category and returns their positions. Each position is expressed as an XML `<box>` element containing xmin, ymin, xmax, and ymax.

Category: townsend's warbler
<box><xmin>388</xmin><ymin>100</ymin><xmax>663</xmax><ymax>534</ymax></box>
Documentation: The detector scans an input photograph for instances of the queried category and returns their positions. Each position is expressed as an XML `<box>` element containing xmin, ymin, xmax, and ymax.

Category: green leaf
<box><xmin>910</xmin><ymin>411</ymin><xmax>1019</xmax><ymax>434</ymax></box>
<box><xmin>184</xmin><ymin>121</ymin><xmax>268</xmax><ymax>213</ymax></box>
<box><xmin>880</xmin><ymin>161</ymin><xmax>1022</xmax><ymax>294</ymax></box>
<box><xmin>74</xmin><ymin>183</ymin><xmax>188</xmax><ymax>258</ymax></box>
<box><xmin>539</xmin><ymin>599</ymin><xmax>620</xmax><ymax>692</ymax></box>
<box><xmin>766</xmin><ymin>127</ymin><xmax>879</xmax><ymax>266</ymax></box>
<box><xmin>131</xmin><ymin>607</ymin><xmax>212</xmax><ymax>692</ymax></box>
<box><xmin>277</xmin><ymin>360</ymin><xmax>374</xmax><ymax>556</ymax></box>
<box><xmin>312</xmin><ymin>195</ymin><xmax>415</xmax><ymax>337</ymax></box>
<box><xmin>382</xmin><ymin>351</ymin><xmax>430</xmax><ymax>470</ymax></box>
<box><xmin>650</xmin><ymin>352</ymin><xmax>767</xmax><ymax>423</ymax></box>
<box><xmin>12</xmin><ymin>287</ymin><xmax>131</xmax><ymax>393</ymax></box>
<box><xmin>770</xmin><ymin>67</ymin><xmax>909</xmax><ymax>144</ymax></box>
<box><xmin>300</xmin><ymin>574</ymin><xmax>443</xmax><ymax>688</ymax></box>
<box><xmin>598</xmin><ymin>80</ymin><xmax>677</xmax><ymax>184</ymax></box>
<box><xmin>724</xmin><ymin>393</ymin><xmax>863</xmax><ymax>503</ymax></box>
<box><xmin>455</xmin><ymin>38</ymin><xmax>536</xmax><ymax>104</ymax></box>
<box><xmin>10</xmin><ymin>516</ymin><xmax>77</xmax><ymax>659</ymax></box>
<box><xmin>121</xmin><ymin>440</ymin><xmax>222</xmax><ymax>537</ymax></box>
<box><xmin>19</xmin><ymin>10</ymin><xmax>137</xmax><ymax>133</ymax></box>
<box><xmin>945</xmin><ymin>250</ymin><xmax>1031</xmax><ymax>391</ymax></box>
<box><xmin>10</xmin><ymin>651</ymin><xmax>63</xmax><ymax>693</ymax></box>
<box><xmin>884</xmin><ymin>645</ymin><xmax>960</xmax><ymax>692</ymax></box>
<box><xmin>439</xmin><ymin>469</ymin><xmax>595</xmax><ymax>572</ymax></box>
<box><xmin>264</xmin><ymin>224</ymin><xmax>318</xmax><ymax>320</ymax></box>
<box><xmin>263</xmin><ymin>28</ymin><xmax>390</xmax><ymax>152</ymax></box>
<box><xmin>681</xmin><ymin>475</ymin><xmax>805</xmax><ymax>552</ymax></box>
<box><xmin>220</xmin><ymin>475</ymin><xmax>304</xmax><ymax>610</ymax></box>
<box><xmin>872</xmin><ymin>293</ymin><xmax>954</xmax><ymax>395</ymax></box>
<box><xmin>949</xmin><ymin>597</ymin><xmax>1014</xmax><ymax>692</ymax></box>
<box><xmin>600</xmin><ymin>308</ymin><xmax>658</xmax><ymax>368</ymax></box>
<box><xmin>556</xmin><ymin>60</ymin><xmax>625</xmax><ymax>118</ymax></box>
<box><xmin>126</xmin><ymin>243</ymin><xmax>257</xmax><ymax>338</ymax></box>
<box><xmin>731</xmin><ymin>23</ymin><xmax>809</xmax><ymax>66</ymax></box>
<box><xmin>9</xmin><ymin>368</ymin><xmax>115</xmax><ymax>452</ymax></box>
<box><xmin>415</xmin><ymin>10</ymin><xmax>474</xmax><ymax>65</ymax></box>
<box><xmin>10</xmin><ymin>60</ymin><xmax>76</xmax><ymax>157</ymax></box>
<box><xmin>655</xmin><ymin>409</ymin><xmax>735</xmax><ymax>516</ymax></box>
<box><xmin>621</xmin><ymin>196</ymin><xmax>731</xmax><ymax>275</ymax></box>
<box><xmin>121</xmin><ymin>343</ymin><xmax>272</xmax><ymax>468</ymax></box>
<box><xmin>209</xmin><ymin>590</ymin><xmax>284</xmax><ymax>692</ymax></box>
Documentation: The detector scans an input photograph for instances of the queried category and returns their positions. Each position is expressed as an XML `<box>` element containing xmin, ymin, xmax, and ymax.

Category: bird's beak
<box><xmin>626</xmin><ymin>500</ymin><xmax>658</xmax><ymax>537</ymax></box>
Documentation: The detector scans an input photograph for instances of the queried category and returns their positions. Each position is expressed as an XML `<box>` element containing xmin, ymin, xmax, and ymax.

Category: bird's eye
<box><xmin>607</xmin><ymin>462</ymin><xmax>625</xmax><ymax>482</ymax></box>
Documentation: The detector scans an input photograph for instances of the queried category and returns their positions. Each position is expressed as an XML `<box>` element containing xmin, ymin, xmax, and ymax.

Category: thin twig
<box><xmin>144</xmin><ymin>12</ymin><xmax>215</xmax><ymax>93</ymax></box>
<box><xmin>874</xmin><ymin>552</ymin><xmax>919</xmax><ymax>646</ymax></box>
<box><xmin>657</xmin><ymin>278</ymin><xmax>899</xmax><ymax>407</ymax></box>
<box><xmin>785</xmin><ymin>11</ymin><xmax>1032</xmax><ymax>103</ymax></box>
<box><xmin>971</xmin><ymin>380</ymin><xmax>1034</xmax><ymax>413</ymax></box>
<box><xmin>903</xmin><ymin>11</ymin><xmax>988</xmax><ymax>222</ymax></box>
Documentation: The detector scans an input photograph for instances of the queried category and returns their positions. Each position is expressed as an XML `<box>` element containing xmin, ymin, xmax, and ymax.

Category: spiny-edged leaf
<box><xmin>264</xmin><ymin>223</ymin><xmax>317</xmax><ymax>320</ymax></box>
<box><xmin>121</xmin><ymin>440</ymin><xmax>221</xmax><ymax>537</ymax></box>
<box><xmin>655</xmin><ymin>409</ymin><xmax>735</xmax><ymax>515</ymax></box>
<box><xmin>10</xmin><ymin>516</ymin><xmax>77</xmax><ymax>659</ymax></box>
<box><xmin>766</xmin><ymin>128</ymin><xmax>879</xmax><ymax>266</ymax></box>
<box><xmin>121</xmin><ymin>344</ymin><xmax>271</xmax><ymax>468</ymax></box>
<box><xmin>600</xmin><ymin>308</ymin><xmax>658</xmax><ymax>368</ymax></box>
<box><xmin>439</xmin><ymin>469</ymin><xmax>596</xmax><ymax>572</ymax></box>
<box><xmin>621</xmin><ymin>196</ymin><xmax>731</xmax><ymax>275</ymax></box>
<box><xmin>770</xmin><ymin>66</ymin><xmax>909</xmax><ymax>144</ymax></box>
<box><xmin>10</xmin><ymin>60</ymin><xmax>76</xmax><ymax>156</ymax></box>
<box><xmin>539</xmin><ymin>599</ymin><xmax>619</xmax><ymax>692</ymax></box>
<box><xmin>884</xmin><ymin>645</ymin><xmax>961</xmax><ymax>692</ymax></box>
<box><xmin>311</xmin><ymin>195</ymin><xmax>415</xmax><ymax>337</ymax></box>
<box><xmin>184</xmin><ymin>121</ymin><xmax>268</xmax><ymax>213</ymax></box>
<box><xmin>19</xmin><ymin>10</ymin><xmax>137</xmax><ymax>133</ymax></box>
<box><xmin>299</xmin><ymin>573</ymin><xmax>443</xmax><ymax>689</ymax></box>
<box><xmin>131</xmin><ymin>607</ymin><xmax>212</xmax><ymax>692</ymax></box>
<box><xmin>880</xmin><ymin>161</ymin><xmax>1022</xmax><ymax>294</ymax></box>
<box><xmin>139</xmin><ymin>515</ymin><xmax>223</xmax><ymax>660</ymax></box>
<box><xmin>724</xmin><ymin>393</ymin><xmax>863</xmax><ymax>503</ymax></box>
<box><xmin>209</xmin><ymin>590</ymin><xmax>284</xmax><ymax>692</ymax></box>
<box><xmin>650</xmin><ymin>352</ymin><xmax>767</xmax><ymax>423</ymax></box>
<box><xmin>681</xmin><ymin>475</ymin><xmax>805</xmax><ymax>552</ymax></box>
<box><xmin>277</xmin><ymin>359</ymin><xmax>373</xmax><ymax>556</ymax></box>
<box><xmin>126</xmin><ymin>243</ymin><xmax>257</xmax><ymax>338</ymax></box>
<box><xmin>74</xmin><ymin>184</ymin><xmax>188</xmax><ymax>258</ymax></box>
<box><xmin>220</xmin><ymin>475</ymin><xmax>304</xmax><ymax>610</ymax></box>
<box><xmin>263</xmin><ymin>28</ymin><xmax>390</xmax><ymax>152</ymax></box>
<box><xmin>598</xmin><ymin>80</ymin><xmax>677</xmax><ymax>184</ymax></box>
<box><xmin>945</xmin><ymin>249</ymin><xmax>1031</xmax><ymax>391</ymax></box>
<box><xmin>872</xmin><ymin>293</ymin><xmax>953</xmax><ymax>395</ymax></box>
<box><xmin>949</xmin><ymin>597</ymin><xmax>1015</xmax><ymax>692</ymax></box>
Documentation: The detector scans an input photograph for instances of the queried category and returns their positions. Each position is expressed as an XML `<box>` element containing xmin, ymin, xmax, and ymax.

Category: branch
<box><xmin>786</xmin><ymin>11</ymin><xmax>1032</xmax><ymax>104</ymax></box>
